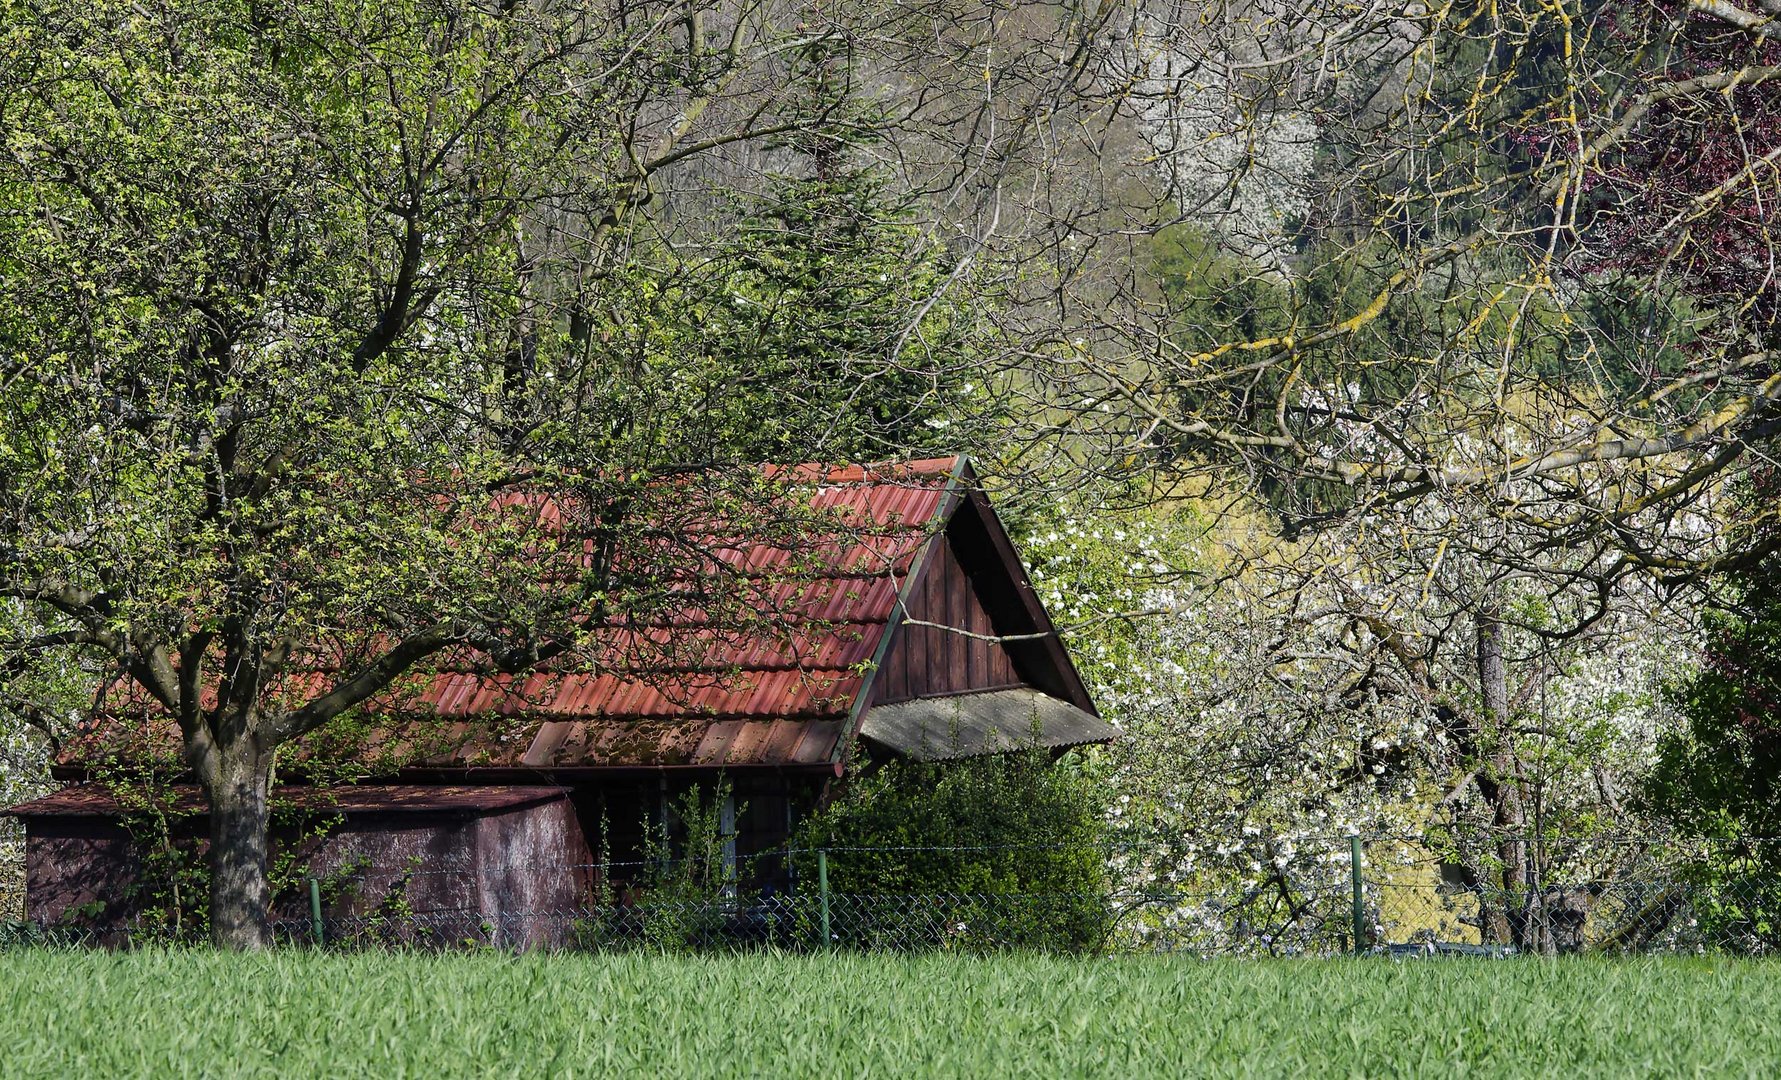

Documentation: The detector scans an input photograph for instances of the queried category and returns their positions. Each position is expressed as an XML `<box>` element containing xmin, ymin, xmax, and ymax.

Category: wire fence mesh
<box><xmin>7</xmin><ymin>833</ymin><xmax>1781</xmax><ymax>956</ymax></box>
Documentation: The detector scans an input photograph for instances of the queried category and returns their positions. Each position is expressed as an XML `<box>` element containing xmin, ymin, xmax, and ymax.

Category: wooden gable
<box><xmin>869</xmin><ymin>512</ymin><xmax>1021</xmax><ymax>703</ymax></box>
<box><xmin>850</xmin><ymin>469</ymin><xmax>1109</xmax><ymax>760</ymax></box>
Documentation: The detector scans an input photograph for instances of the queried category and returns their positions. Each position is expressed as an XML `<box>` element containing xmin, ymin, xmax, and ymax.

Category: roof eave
<box><xmin>831</xmin><ymin>454</ymin><xmax>973</xmax><ymax>767</ymax></box>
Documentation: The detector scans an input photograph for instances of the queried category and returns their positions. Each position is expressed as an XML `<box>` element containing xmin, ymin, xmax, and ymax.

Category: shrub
<box><xmin>795</xmin><ymin>750</ymin><xmax>1112</xmax><ymax>952</ymax></box>
<box><xmin>1647</xmin><ymin>551</ymin><xmax>1781</xmax><ymax>951</ymax></box>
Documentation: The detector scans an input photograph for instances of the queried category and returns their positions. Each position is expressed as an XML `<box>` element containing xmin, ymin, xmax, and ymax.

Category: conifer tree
<box><xmin>674</xmin><ymin>36</ymin><xmax>986</xmax><ymax>464</ymax></box>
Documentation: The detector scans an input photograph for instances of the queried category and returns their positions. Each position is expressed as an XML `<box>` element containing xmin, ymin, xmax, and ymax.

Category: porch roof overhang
<box><xmin>4</xmin><ymin>783</ymin><xmax>571</xmax><ymax>819</ymax></box>
<box><xmin>858</xmin><ymin>688</ymin><xmax>1119</xmax><ymax>761</ymax></box>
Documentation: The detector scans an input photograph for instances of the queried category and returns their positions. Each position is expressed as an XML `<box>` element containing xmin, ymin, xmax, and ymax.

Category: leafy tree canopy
<box><xmin>0</xmin><ymin>0</ymin><xmax>975</xmax><ymax>946</ymax></box>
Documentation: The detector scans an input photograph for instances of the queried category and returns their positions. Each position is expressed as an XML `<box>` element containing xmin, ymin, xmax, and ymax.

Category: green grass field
<box><xmin>0</xmin><ymin>950</ymin><xmax>1774</xmax><ymax>1077</ymax></box>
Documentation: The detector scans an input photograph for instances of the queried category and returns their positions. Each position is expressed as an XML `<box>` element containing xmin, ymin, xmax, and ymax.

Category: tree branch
<box><xmin>269</xmin><ymin>627</ymin><xmax>458</xmax><ymax>742</ymax></box>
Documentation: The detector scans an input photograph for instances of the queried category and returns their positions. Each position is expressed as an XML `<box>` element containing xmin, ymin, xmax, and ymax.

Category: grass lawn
<box><xmin>0</xmin><ymin>950</ymin><xmax>1774</xmax><ymax>1077</ymax></box>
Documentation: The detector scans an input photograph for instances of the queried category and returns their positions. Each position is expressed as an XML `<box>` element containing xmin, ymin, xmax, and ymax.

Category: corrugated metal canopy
<box><xmin>858</xmin><ymin>689</ymin><xmax>1120</xmax><ymax>760</ymax></box>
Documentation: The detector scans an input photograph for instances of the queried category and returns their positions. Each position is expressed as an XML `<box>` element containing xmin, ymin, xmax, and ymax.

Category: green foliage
<box><xmin>1647</xmin><ymin>563</ymin><xmax>1781</xmax><ymax>949</ymax></box>
<box><xmin>1</xmin><ymin>602</ymin><xmax>79</xmax><ymax>921</ymax></box>
<box><xmin>796</xmin><ymin>750</ymin><xmax>1111</xmax><ymax>951</ymax></box>
<box><xmin>0</xmin><ymin>1</ymin><xmax>999</xmax><ymax>941</ymax></box>
<box><xmin>1149</xmin><ymin>225</ymin><xmax>1293</xmax><ymax>353</ymax></box>
<box><xmin>628</xmin><ymin>780</ymin><xmax>746</xmax><ymax>950</ymax></box>
<box><xmin>100</xmin><ymin>778</ymin><xmax>210</xmax><ymax>943</ymax></box>
<box><xmin>639</xmin><ymin>38</ymin><xmax>993</xmax><ymax>465</ymax></box>
<box><xmin>1145</xmin><ymin>211</ymin><xmax>1702</xmax><ymax>525</ymax></box>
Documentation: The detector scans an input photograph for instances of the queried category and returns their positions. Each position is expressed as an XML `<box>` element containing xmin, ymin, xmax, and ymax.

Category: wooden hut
<box><xmin>6</xmin><ymin>457</ymin><xmax>1114</xmax><ymax>939</ymax></box>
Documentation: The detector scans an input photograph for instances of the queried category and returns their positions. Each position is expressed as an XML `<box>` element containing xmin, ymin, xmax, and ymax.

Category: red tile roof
<box><xmin>60</xmin><ymin>458</ymin><xmax>965</xmax><ymax>772</ymax></box>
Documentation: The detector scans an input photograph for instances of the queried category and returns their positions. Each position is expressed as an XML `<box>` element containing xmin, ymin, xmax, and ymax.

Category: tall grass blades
<box><xmin>2</xmin><ymin>951</ymin><xmax>1778</xmax><ymax>1077</ymax></box>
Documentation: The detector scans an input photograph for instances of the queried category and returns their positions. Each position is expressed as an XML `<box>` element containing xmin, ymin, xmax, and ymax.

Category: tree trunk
<box><xmin>1474</xmin><ymin>609</ymin><xmax>1545</xmax><ymax>955</ymax></box>
<box><xmin>204</xmin><ymin>751</ymin><xmax>274</xmax><ymax>950</ymax></box>
<box><xmin>1474</xmin><ymin>607</ymin><xmax>1533</xmax><ymax>950</ymax></box>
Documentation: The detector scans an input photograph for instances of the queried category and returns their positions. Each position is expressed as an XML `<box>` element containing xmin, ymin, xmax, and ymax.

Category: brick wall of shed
<box><xmin>24</xmin><ymin>819</ymin><xmax>145</xmax><ymax>934</ymax></box>
<box><xmin>19</xmin><ymin>797</ymin><xmax>591</xmax><ymax>947</ymax></box>
<box><xmin>299</xmin><ymin>813</ymin><xmax>487</xmax><ymax>919</ymax></box>
<box><xmin>471</xmin><ymin>798</ymin><xmax>589</xmax><ymax>943</ymax></box>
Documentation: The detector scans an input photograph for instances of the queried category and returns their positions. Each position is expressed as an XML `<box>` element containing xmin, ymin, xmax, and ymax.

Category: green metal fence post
<box><xmin>308</xmin><ymin>877</ymin><xmax>324</xmax><ymax>947</ymax></box>
<box><xmin>1349</xmin><ymin>835</ymin><xmax>1365</xmax><ymax>956</ymax></box>
<box><xmin>818</xmin><ymin>849</ymin><xmax>831</xmax><ymax>950</ymax></box>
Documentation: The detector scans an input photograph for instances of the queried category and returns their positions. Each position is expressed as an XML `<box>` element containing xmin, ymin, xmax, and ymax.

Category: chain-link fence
<box><xmin>1362</xmin><ymin>833</ymin><xmax>1781</xmax><ymax>957</ymax></box>
<box><xmin>8</xmin><ymin>834</ymin><xmax>1781</xmax><ymax>955</ymax></box>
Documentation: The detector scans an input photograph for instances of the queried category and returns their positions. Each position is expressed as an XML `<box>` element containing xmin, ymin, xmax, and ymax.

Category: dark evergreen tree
<box><xmin>1647</xmin><ymin>469</ymin><xmax>1781</xmax><ymax>947</ymax></box>
<box><xmin>676</xmin><ymin>37</ymin><xmax>988</xmax><ymax>464</ymax></box>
